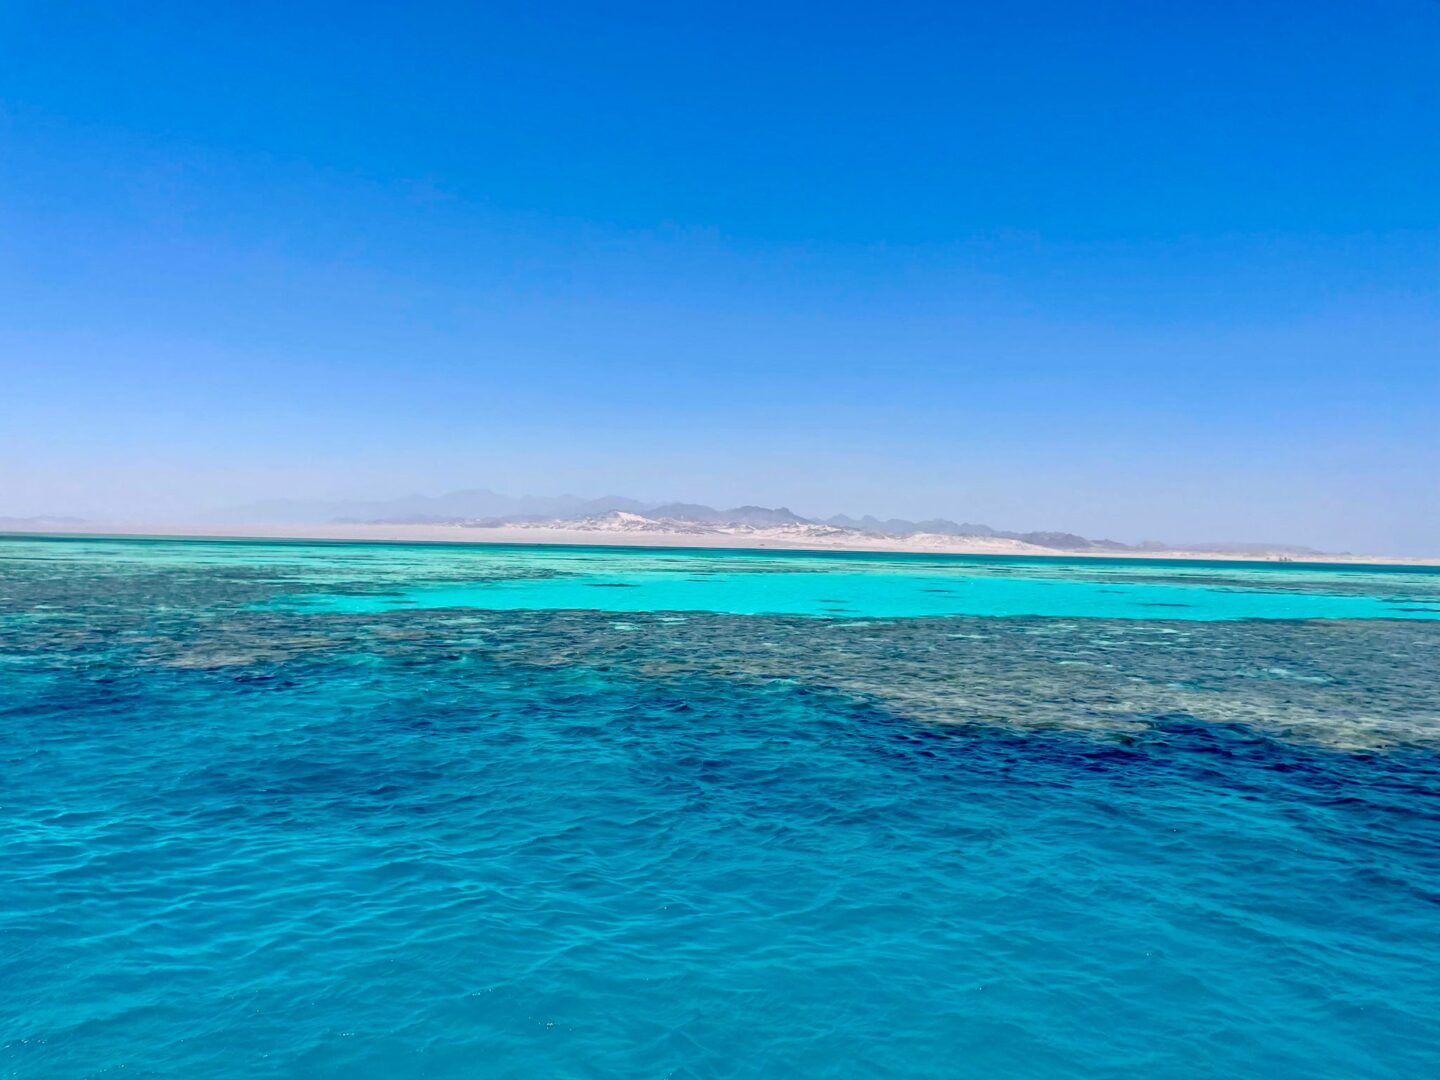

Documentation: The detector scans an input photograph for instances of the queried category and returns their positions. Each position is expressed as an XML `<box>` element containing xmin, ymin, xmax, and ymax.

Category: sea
<box><xmin>2</xmin><ymin>534</ymin><xmax>1438</xmax><ymax>1078</ymax></box>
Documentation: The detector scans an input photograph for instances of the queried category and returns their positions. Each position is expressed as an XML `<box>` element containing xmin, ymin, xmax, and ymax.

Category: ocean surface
<box><xmin>3</xmin><ymin>535</ymin><xmax>1439</xmax><ymax>1078</ymax></box>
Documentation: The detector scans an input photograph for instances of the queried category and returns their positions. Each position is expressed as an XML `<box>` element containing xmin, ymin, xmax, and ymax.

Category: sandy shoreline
<box><xmin>4</xmin><ymin>521</ymin><xmax>1435</xmax><ymax>567</ymax></box>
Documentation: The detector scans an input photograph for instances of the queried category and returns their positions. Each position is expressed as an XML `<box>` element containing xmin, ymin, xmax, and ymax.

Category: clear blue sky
<box><xmin>2</xmin><ymin>1</ymin><xmax>1437</xmax><ymax>552</ymax></box>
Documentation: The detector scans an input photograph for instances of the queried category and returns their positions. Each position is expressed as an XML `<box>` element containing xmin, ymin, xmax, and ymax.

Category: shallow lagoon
<box><xmin>3</xmin><ymin>536</ymin><xmax>1439</xmax><ymax>1077</ymax></box>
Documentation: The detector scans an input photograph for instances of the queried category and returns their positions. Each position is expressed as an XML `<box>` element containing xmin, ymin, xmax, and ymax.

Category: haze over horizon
<box><xmin>0</xmin><ymin>483</ymin><xmax>1411</xmax><ymax>556</ymax></box>
<box><xmin>4</xmin><ymin>3</ymin><xmax>1438</xmax><ymax>555</ymax></box>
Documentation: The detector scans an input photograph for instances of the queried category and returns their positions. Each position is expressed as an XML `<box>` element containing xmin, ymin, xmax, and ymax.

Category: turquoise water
<box><xmin>3</xmin><ymin>536</ymin><xmax>1440</xmax><ymax>1077</ymax></box>
<box><xmin>281</xmin><ymin>560</ymin><xmax>1440</xmax><ymax>620</ymax></box>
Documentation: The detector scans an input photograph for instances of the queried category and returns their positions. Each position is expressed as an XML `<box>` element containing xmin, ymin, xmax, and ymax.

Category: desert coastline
<box><xmin>8</xmin><ymin>520</ymin><xmax>1435</xmax><ymax>568</ymax></box>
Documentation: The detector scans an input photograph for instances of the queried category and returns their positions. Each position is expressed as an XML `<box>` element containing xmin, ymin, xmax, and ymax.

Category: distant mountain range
<box><xmin>213</xmin><ymin>489</ymin><xmax>1326</xmax><ymax>556</ymax></box>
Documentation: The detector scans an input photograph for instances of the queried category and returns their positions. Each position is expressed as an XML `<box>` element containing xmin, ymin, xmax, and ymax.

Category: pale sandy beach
<box><xmin>8</xmin><ymin>521</ymin><xmax>1435</xmax><ymax>567</ymax></box>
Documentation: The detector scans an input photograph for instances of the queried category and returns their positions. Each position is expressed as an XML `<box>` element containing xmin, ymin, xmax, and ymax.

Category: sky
<box><xmin>2</xmin><ymin>1</ymin><xmax>1437</xmax><ymax>553</ymax></box>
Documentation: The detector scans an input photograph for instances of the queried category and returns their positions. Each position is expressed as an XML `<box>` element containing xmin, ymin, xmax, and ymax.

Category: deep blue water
<box><xmin>3</xmin><ymin>537</ymin><xmax>1439</xmax><ymax>1077</ymax></box>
